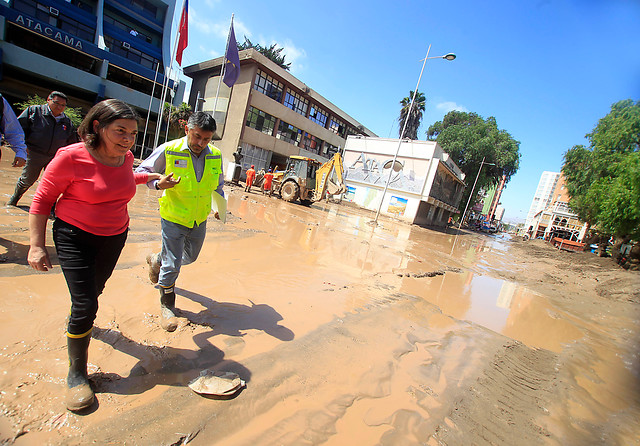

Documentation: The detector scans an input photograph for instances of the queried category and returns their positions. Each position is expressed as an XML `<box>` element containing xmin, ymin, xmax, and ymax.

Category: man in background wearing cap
<box><xmin>245</xmin><ymin>164</ymin><xmax>256</xmax><ymax>192</ymax></box>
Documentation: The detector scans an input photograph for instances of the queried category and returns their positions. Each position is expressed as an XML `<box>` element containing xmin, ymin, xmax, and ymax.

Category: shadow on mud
<box><xmin>89</xmin><ymin>293</ymin><xmax>294</xmax><ymax>398</ymax></box>
<box><xmin>175</xmin><ymin>287</ymin><xmax>295</xmax><ymax>341</ymax></box>
<box><xmin>90</xmin><ymin>326</ymin><xmax>251</xmax><ymax>397</ymax></box>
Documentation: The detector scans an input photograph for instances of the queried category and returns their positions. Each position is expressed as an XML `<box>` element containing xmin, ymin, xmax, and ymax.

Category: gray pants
<box><xmin>158</xmin><ymin>218</ymin><xmax>207</xmax><ymax>288</ymax></box>
<box><xmin>10</xmin><ymin>151</ymin><xmax>54</xmax><ymax>204</ymax></box>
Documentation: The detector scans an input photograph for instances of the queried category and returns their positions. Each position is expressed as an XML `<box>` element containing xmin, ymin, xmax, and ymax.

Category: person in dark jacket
<box><xmin>7</xmin><ymin>91</ymin><xmax>78</xmax><ymax>206</ymax></box>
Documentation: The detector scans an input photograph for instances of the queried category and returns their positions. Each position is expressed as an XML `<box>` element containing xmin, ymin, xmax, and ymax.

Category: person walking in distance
<box><xmin>136</xmin><ymin>112</ymin><xmax>224</xmax><ymax>332</ymax></box>
<box><xmin>0</xmin><ymin>93</ymin><xmax>27</xmax><ymax>168</ymax></box>
<box><xmin>27</xmin><ymin>99</ymin><xmax>163</xmax><ymax>411</ymax></box>
<box><xmin>245</xmin><ymin>164</ymin><xmax>256</xmax><ymax>192</ymax></box>
<box><xmin>8</xmin><ymin>91</ymin><xmax>78</xmax><ymax>206</ymax></box>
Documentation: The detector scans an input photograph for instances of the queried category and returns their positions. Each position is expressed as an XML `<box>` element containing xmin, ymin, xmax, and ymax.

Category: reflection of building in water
<box><xmin>496</xmin><ymin>281</ymin><xmax>518</xmax><ymax>309</ymax></box>
<box><xmin>342</xmin><ymin>136</ymin><xmax>466</xmax><ymax>227</ymax></box>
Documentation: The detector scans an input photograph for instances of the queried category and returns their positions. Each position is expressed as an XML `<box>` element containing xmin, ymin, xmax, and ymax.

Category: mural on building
<box><xmin>388</xmin><ymin>196</ymin><xmax>408</xmax><ymax>216</ymax></box>
<box><xmin>344</xmin><ymin>152</ymin><xmax>429</xmax><ymax>194</ymax></box>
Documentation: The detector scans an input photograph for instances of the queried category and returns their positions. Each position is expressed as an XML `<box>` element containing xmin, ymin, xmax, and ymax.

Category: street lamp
<box><xmin>372</xmin><ymin>44</ymin><xmax>456</xmax><ymax>225</ymax></box>
<box><xmin>459</xmin><ymin>156</ymin><xmax>496</xmax><ymax>228</ymax></box>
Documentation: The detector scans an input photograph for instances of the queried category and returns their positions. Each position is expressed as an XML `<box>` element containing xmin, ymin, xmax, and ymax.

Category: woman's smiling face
<box><xmin>97</xmin><ymin>119</ymin><xmax>138</xmax><ymax>156</ymax></box>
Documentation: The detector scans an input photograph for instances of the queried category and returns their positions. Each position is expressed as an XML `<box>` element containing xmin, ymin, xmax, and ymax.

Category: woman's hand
<box><xmin>157</xmin><ymin>172</ymin><xmax>181</xmax><ymax>190</ymax></box>
<box><xmin>28</xmin><ymin>245</ymin><xmax>52</xmax><ymax>271</ymax></box>
<box><xmin>147</xmin><ymin>173</ymin><xmax>162</xmax><ymax>182</ymax></box>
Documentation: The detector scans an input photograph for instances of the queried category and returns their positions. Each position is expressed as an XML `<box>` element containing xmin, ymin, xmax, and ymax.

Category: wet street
<box><xmin>0</xmin><ymin>149</ymin><xmax>638</xmax><ymax>445</ymax></box>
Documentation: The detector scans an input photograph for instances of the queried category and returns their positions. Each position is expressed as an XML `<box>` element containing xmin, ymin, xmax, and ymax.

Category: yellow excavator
<box><xmin>273</xmin><ymin>153</ymin><xmax>346</xmax><ymax>205</ymax></box>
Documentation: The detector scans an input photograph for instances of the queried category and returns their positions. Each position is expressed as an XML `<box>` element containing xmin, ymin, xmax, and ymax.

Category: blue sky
<box><xmin>173</xmin><ymin>0</ymin><xmax>640</xmax><ymax>223</ymax></box>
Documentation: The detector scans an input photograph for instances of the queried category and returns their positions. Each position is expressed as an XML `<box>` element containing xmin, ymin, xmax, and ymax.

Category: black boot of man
<box><xmin>160</xmin><ymin>286</ymin><xmax>178</xmax><ymax>332</ymax></box>
<box><xmin>66</xmin><ymin>331</ymin><xmax>95</xmax><ymax>411</ymax></box>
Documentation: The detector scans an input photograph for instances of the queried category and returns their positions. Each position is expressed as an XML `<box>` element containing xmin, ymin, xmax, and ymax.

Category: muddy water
<box><xmin>0</xmin><ymin>147</ymin><xmax>637</xmax><ymax>445</ymax></box>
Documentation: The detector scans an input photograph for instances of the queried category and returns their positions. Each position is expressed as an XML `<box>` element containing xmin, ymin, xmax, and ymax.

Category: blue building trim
<box><xmin>0</xmin><ymin>4</ymin><xmax>174</xmax><ymax>88</ymax></box>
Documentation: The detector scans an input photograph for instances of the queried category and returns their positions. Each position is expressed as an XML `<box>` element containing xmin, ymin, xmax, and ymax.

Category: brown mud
<box><xmin>0</xmin><ymin>146</ymin><xmax>638</xmax><ymax>445</ymax></box>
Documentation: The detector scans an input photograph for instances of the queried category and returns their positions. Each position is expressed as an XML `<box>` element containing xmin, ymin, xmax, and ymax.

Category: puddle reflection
<box><xmin>402</xmin><ymin>273</ymin><xmax>584</xmax><ymax>352</ymax></box>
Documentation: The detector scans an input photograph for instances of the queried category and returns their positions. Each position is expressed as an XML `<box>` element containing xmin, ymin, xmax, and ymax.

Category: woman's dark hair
<box><xmin>78</xmin><ymin>99</ymin><xmax>139</xmax><ymax>149</ymax></box>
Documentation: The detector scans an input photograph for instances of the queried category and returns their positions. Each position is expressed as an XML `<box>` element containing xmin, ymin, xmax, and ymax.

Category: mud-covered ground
<box><xmin>0</xmin><ymin>146</ymin><xmax>638</xmax><ymax>445</ymax></box>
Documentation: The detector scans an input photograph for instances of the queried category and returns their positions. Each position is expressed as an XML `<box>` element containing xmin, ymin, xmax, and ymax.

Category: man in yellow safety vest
<box><xmin>136</xmin><ymin>112</ymin><xmax>224</xmax><ymax>331</ymax></box>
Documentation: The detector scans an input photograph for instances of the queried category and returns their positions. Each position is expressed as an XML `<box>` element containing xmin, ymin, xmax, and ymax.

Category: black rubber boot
<box><xmin>160</xmin><ymin>286</ymin><xmax>178</xmax><ymax>332</ymax></box>
<box><xmin>66</xmin><ymin>332</ymin><xmax>95</xmax><ymax>411</ymax></box>
<box><xmin>7</xmin><ymin>184</ymin><xmax>28</xmax><ymax>206</ymax></box>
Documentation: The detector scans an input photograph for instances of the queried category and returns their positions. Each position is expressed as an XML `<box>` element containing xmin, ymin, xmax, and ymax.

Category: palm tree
<box><xmin>398</xmin><ymin>91</ymin><xmax>426</xmax><ymax>140</ymax></box>
<box><xmin>237</xmin><ymin>37</ymin><xmax>291</xmax><ymax>71</ymax></box>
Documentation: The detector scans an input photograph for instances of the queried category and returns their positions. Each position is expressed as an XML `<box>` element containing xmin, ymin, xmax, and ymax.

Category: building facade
<box><xmin>524</xmin><ymin>171</ymin><xmax>560</xmax><ymax>232</ymax></box>
<box><xmin>342</xmin><ymin>136</ymin><xmax>466</xmax><ymax>227</ymax></box>
<box><xmin>183</xmin><ymin>49</ymin><xmax>376</xmax><ymax>178</ymax></box>
<box><xmin>0</xmin><ymin>0</ymin><xmax>184</xmax><ymax>155</ymax></box>
<box><xmin>527</xmin><ymin>175</ymin><xmax>588</xmax><ymax>241</ymax></box>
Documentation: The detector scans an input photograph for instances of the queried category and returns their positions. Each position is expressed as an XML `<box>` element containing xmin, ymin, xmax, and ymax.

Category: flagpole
<box><xmin>213</xmin><ymin>14</ymin><xmax>234</xmax><ymax>115</ymax></box>
<box><xmin>154</xmin><ymin>0</ymin><xmax>186</xmax><ymax>149</ymax></box>
<box><xmin>141</xmin><ymin>60</ymin><xmax>160</xmax><ymax>159</ymax></box>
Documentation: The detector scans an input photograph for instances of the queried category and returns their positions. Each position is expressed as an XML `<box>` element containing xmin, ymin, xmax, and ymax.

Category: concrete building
<box><xmin>525</xmin><ymin>171</ymin><xmax>560</xmax><ymax>232</ymax></box>
<box><xmin>342</xmin><ymin>136</ymin><xmax>466</xmax><ymax>227</ymax></box>
<box><xmin>0</xmin><ymin>0</ymin><xmax>184</xmax><ymax>155</ymax></box>
<box><xmin>183</xmin><ymin>49</ymin><xmax>376</xmax><ymax>178</ymax></box>
<box><xmin>528</xmin><ymin>175</ymin><xmax>588</xmax><ymax>241</ymax></box>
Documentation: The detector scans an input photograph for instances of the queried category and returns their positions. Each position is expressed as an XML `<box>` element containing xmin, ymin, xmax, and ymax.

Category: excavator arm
<box><xmin>315</xmin><ymin>153</ymin><xmax>346</xmax><ymax>201</ymax></box>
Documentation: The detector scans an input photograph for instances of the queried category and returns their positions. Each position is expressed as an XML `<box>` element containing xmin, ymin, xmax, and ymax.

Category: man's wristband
<box><xmin>155</xmin><ymin>181</ymin><xmax>160</xmax><ymax>190</ymax></box>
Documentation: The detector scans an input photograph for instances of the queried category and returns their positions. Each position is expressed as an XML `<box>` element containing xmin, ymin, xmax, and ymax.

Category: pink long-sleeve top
<box><xmin>30</xmin><ymin>142</ymin><xmax>150</xmax><ymax>236</ymax></box>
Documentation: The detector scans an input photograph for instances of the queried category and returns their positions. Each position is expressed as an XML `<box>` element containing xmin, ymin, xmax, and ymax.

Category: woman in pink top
<box><xmin>27</xmin><ymin>99</ymin><xmax>166</xmax><ymax>412</ymax></box>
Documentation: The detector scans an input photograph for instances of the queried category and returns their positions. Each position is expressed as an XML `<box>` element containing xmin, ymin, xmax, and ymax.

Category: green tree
<box><xmin>237</xmin><ymin>37</ymin><xmax>291</xmax><ymax>71</ymax></box>
<box><xmin>15</xmin><ymin>95</ymin><xmax>83</xmax><ymax>127</ymax></box>
<box><xmin>398</xmin><ymin>91</ymin><xmax>425</xmax><ymax>140</ymax></box>
<box><xmin>426</xmin><ymin>111</ymin><xmax>521</xmax><ymax>216</ymax></box>
<box><xmin>562</xmin><ymin>99</ymin><xmax>640</xmax><ymax>239</ymax></box>
<box><xmin>162</xmin><ymin>102</ymin><xmax>192</xmax><ymax>139</ymax></box>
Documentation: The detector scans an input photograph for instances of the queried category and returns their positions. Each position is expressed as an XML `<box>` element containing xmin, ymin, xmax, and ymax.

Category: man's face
<box><xmin>185</xmin><ymin>125</ymin><xmax>214</xmax><ymax>155</ymax></box>
<box><xmin>47</xmin><ymin>95</ymin><xmax>67</xmax><ymax>117</ymax></box>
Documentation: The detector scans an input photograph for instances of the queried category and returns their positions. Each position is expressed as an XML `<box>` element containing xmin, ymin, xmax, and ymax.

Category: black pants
<box><xmin>53</xmin><ymin>219</ymin><xmax>127</xmax><ymax>336</ymax></box>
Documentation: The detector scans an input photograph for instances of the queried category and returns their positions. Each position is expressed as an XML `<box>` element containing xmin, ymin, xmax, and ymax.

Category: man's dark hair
<box><xmin>48</xmin><ymin>91</ymin><xmax>68</xmax><ymax>102</ymax></box>
<box><xmin>187</xmin><ymin>111</ymin><xmax>216</xmax><ymax>132</ymax></box>
<box><xmin>78</xmin><ymin>99</ymin><xmax>139</xmax><ymax>149</ymax></box>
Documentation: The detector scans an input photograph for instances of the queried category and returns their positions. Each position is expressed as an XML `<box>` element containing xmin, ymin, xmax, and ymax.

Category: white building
<box><xmin>525</xmin><ymin>171</ymin><xmax>560</xmax><ymax>232</ymax></box>
<box><xmin>342</xmin><ymin>136</ymin><xmax>466</xmax><ymax>227</ymax></box>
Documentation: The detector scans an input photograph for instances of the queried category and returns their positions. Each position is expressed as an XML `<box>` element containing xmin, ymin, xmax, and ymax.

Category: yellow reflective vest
<box><xmin>159</xmin><ymin>138</ymin><xmax>222</xmax><ymax>228</ymax></box>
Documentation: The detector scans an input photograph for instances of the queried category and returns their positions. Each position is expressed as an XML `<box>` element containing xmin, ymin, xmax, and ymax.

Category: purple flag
<box><xmin>223</xmin><ymin>23</ymin><xmax>240</xmax><ymax>87</ymax></box>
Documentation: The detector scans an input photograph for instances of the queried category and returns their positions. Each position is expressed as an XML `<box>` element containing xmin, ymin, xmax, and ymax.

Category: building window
<box><xmin>302</xmin><ymin>132</ymin><xmax>323</xmax><ymax>154</ymax></box>
<box><xmin>284</xmin><ymin>89</ymin><xmax>308</xmax><ymax>116</ymax></box>
<box><xmin>246</xmin><ymin>107</ymin><xmax>276</xmax><ymax>136</ymax></box>
<box><xmin>324</xmin><ymin>142</ymin><xmax>338</xmax><ymax>157</ymax></box>
<box><xmin>276</xmin><ymin>120</ymin><xmax>303</xmax><ymax>146</ymax></box>
<box><xmin>13</xmin><ymin>0</ymin><xmax>95</xmax><ymax>41</ymax></box>
<box><xmin>328</xmin><ymin>117</ymin><xmax>346</xmax><ymax>137</ymax></box>
<box><xmin>308</xmin><ymin>105</ymin><xmax>328</xmax><ymax>127</ymax></box>
<box><xmin>254</xmin><ymin>69</ymin><xmax>284</xmax><ymax>103</ymax></box>
<box><xmin>103</xmin><ymin>35</ymin><xmax>160</xmax><ymax>70</ymax></box>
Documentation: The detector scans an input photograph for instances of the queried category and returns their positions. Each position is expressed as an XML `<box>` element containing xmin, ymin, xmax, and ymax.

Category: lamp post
<box><xmin>459</xmin><ymin>157</ymin><xmax>496</xmax><ymax>228</ymax></box>
<box><xmin>372</xmin><ymin>45</ymin><xmax>456</xmax><ymax>225</ymax></box>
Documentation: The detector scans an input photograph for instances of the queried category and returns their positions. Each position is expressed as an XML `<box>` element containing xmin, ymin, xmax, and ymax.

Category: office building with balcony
<box><xmin>183</xmin><ymin>49</ymin><xmax>376</xmax><ymax>177</ymax></box>
<box><xmin>0</xmin><ymin>0</ymin><xmax>184</xmax><ymax>155</ymax></box>
<box><xmin>524</xmin><ymin>171</ymin><xmax>560</xmax><ymax>232</ymax></box>
<box><xmin>527</xmin><ymin>174</ymin><xmax>588</xmax><ymax>241</ymax></box>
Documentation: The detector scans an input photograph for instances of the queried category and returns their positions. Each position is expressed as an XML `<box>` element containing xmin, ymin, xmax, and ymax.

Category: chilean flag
<box><xmin>176</xmin><ymin>0</ymin><xmax>188</xmax><ymax>66</ymax></box>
